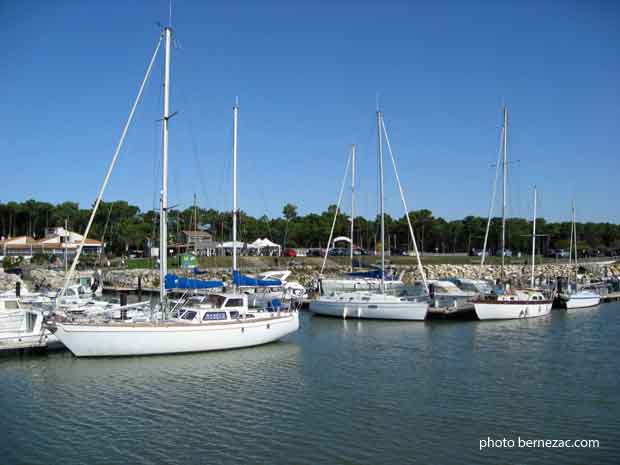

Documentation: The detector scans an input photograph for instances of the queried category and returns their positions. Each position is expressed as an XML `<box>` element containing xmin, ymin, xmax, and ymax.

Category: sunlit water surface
<box><xmin>1</xmin><ymin>303</ymin><xmax>619</xmax><ymax>464</ymax></box>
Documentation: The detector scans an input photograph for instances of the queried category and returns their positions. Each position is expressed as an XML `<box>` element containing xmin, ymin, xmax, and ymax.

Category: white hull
<box><xmin>52</xmin><ymin>312</ymin><xmax>299</xmax><ymax>357</ymax></box>
<box><xmin>562</xmin><ymin>292</ymin><xmax>601</xmax><ymax>309</ymax></box>
<box><xmin>0</xmin><ymin>309</ymin><xmax>63</xmax><ymax>351</ymax></box>
<box><xmin>320</xmin><ymin>278</ymin><xmax>404</xmax><ymax>295</ymax></box>
<box><xmin>309</xmin><ymin>294</ymin><xmax>428</xmax><ymax>321</ymax></box>
<box><xmin>474</xmin><ymin>301</ymin><xmax>552</xmax><ymax>320</ymax></box>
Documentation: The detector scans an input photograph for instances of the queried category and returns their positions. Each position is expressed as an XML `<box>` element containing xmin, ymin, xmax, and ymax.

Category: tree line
<box><xmin>1</xmin><ymin>199</ymin><xmax>619</xmax><ymax>256</ymax></box>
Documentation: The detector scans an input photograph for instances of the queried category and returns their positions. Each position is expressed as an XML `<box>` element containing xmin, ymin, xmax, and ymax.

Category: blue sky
<box><xmin>3</xmin><ymin>0</ymin><xmax>619</xmax><ymax>222</ymax></box>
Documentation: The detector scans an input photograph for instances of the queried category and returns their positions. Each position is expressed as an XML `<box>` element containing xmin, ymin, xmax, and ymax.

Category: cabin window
<box><xmin>225</xmin><ymin>299</ymin><xmax>244</xmax><ymax>307</ymax></box>
<box><xmin>181</xmin><ymin>311</ymin><xmax>197</xmax><ymax>320</ymax></box>
<box><xmin>207</xmin><ymin>295</ymin><xmax>227</xmax><ymax>308</ymax></box>
<box><xmin>229</xmin><ymin>311</ymin><xmax>240</xmax><ymax>319</ymax></box>
<box><xmin>203</xmin><ymin>312</ymin><xmax>227</xmax><ymax>321</ymax></box>
<box><xmin>26</xmin><ymin>312</ymin><xmax>37</xmax><ymax>332</ymax></box>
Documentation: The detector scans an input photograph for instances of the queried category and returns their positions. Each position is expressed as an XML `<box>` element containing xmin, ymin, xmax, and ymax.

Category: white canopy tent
<box><xmin>218</xmin><ymin>241</ymin><xmax>254</xmax><ymax>250</ymax></box>
<box><xmin>250</xmin><ymin>238</ymin><xmax>282</xmax><ymax>256</ymax></box>
<box><xmin>332</xmin><ymin>236</ymin><xmax>352</xmax><ymax>247</ymax></box>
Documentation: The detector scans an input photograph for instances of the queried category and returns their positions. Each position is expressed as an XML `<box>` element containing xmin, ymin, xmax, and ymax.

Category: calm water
<box><xmin>1</xmin><ymin>303</ymin><xmax>619</xmax><ymax>465</ymax></box>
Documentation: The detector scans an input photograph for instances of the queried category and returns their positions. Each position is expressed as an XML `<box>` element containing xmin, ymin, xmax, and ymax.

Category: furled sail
<box><xmin>165</xmin><ymin>274</ymin><xmax>223</xmax><ymax>290</ymax></box>
<box><xmin>233</xmin><ymin>270</ymin><xmax>281</xmax><ymax>287</ymax></box>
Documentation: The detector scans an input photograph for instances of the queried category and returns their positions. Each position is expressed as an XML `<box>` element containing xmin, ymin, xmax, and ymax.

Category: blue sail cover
<box><xmin>165</xmin><ymin>274</ymin><xmax>224</xmax><ymax>290</ymax></box>
<box><xmin>233</xmin><ymin>270</ymin><xmax>281</xmax><ymax>287</ymax></box>
<box><xmin>192</xmin><ymin>267</ymin><xmax>210</xmax><ymax>275</ymax></box>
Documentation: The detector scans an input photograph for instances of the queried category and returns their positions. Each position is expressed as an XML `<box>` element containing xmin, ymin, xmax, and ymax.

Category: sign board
<box><xmin>180</xmin><ymin>254</ymin><xmax>198</xmax><ymax>269</ymax></box>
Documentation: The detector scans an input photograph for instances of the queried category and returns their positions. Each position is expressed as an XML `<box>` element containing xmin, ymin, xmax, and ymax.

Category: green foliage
<box><xmin>2</xmin><ymin>256</ymin><xmax>23</xmax><ymax>268</ymax></box>
<box><xmin>0</xmin><ymin>200</ymin><xmax>618</xmax><ymax>256</ymax></box>
<box><xmin>30</xmin><ymin>254</ymin><xmax>52</xmax><ymax>265</ymax></box>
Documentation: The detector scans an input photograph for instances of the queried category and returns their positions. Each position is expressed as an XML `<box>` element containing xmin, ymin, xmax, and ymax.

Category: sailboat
<box><xmin>317</xmin><ymin>144</ymin><xmax>405</xmax><ymax>295</ymax></box>
<box><xmin>473</xmin><ymin>108</ymin><xmax>552</xmax><ymax>320</ymax></box>
<box><xmin>559</xmin><ymin>201</ymin><xmax>601</xmax><ymax>309</ymax></box>
<box><xmin>50</xmin><ymin>26</ymin><xmax>298</xmax><ymax>357</ymax></box>
<box><xmin>309</xmin><ymin>109</ymin><xmax>429</xmax><ymax>320</ymax></box>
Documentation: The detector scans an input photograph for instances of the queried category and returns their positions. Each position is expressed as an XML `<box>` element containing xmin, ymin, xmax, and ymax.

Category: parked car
<box><xmin>282</xmin><ymin>248</ymin><xmax>297</xmax><ymax>257</ymax></box>
<box><xmin>469</xmin><ymin>248</ymin><xmax>490</xmax><ymax>257</ymax></box>
<box><xmin>390</xmin><ymin>248</ymin><xmax>406</xmax><ymax>256</ymax></box>
<box><xmin>547</xmin><ymin>249</ymin><xmax>569</xmax><ymax>258</ymax></box>
<box><xmin>328</xmin><ymin>248</ymin><xmax>347</xmax><ymax>256</ymax></box>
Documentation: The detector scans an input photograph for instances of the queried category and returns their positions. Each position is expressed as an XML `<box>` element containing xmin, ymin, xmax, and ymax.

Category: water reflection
<box><xmin>1</xmin><ymin>304</ymin><xmax>619</xmax><ymax>465</ymax></box>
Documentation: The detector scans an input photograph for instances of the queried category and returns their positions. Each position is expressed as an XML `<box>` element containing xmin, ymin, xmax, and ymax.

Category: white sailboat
<box><xmin>559</xmin><ymin>201</ymin><xmax>601</xmax><ymax>309</ymax></box>
<box><xmin>474</xmin><ymin>109</ymin><xmax>552</xmax><ymax>320</ymax></box>
<box><xmin>51</xmin><ymin>26</ymin><xmax>298</xmax><ymax>357</ymax></box>
<box><xmin>316</xmin><ymin>144</ymin><xmax>405</xmax><ymax>295</ymax></box>
<box><xmin>310</xmin><ymin>109</ymin><xmax>429</xmax><ymax>320</ymax></box>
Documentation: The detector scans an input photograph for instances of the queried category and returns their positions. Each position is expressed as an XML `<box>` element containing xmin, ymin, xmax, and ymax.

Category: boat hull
<box><xmin>309</xmin><ymin>299</ymin><xmax>428</xmax><ymax>321</ymax></box>
<box><xmin>320</xmin><ymin>278</ymin><xmax>404</xmax><ymax>295</ymax></box>
<box><xmin>52</xmin><ymin>312</ymin><xmax>299</xmax><ymax>357</ymax></box>
<box><xmin>474</xmin><ymin>301</ymin><xmax>552</xmax><ymax>320</ymax></box>
<box><xmin>563</xmin><ymin>293</ymin><xmax>601</xmax><ymax>309</ymax></box>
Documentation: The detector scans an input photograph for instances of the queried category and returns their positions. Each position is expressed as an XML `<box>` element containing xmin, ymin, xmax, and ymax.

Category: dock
<box><xmin>601</xmin><ymin>292</ymin><xmax>620</xmax><ymax>303</ymax></box>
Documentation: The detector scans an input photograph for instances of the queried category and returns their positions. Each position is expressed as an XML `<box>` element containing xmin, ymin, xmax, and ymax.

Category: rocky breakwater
<box><xmin>102</xmin><ymin>269</ymin><xmax>161</xmax><ymax>289</ymax></box>
<box><xmin>0</xmin><ymin>270</ymin><xmax>22</xmax><ymax>293</ymax></box>
<box><xmin>282</xmin><ymin>261</ymin><xmax>620</xmax><ymax>286</ymax></box>
<box><xmin>28</xmin><ymin>269</ymin><xmax>68</xmax><ymax>290</ymax></box>
<box><xmin>401</xmin><ymin>262</ymin><xmax>618</xmax><ymax>284</ymax></box>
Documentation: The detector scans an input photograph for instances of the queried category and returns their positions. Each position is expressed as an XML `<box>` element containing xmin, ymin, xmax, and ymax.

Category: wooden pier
<box><xmin>601</xmin><ymin>292</ymin><xmax>620</xmax><ymax>303</ymax></box>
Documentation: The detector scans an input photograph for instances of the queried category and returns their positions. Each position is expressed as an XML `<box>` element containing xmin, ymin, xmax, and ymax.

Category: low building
<box><xmin>174</xmin><ymin>230</ymin><xmax>219</xmax><ymax>256</ymax></box>
<box><xmin>0</xmin><ymin>227</ymin><xmax>102</xmax><ymax>258</ymax></box>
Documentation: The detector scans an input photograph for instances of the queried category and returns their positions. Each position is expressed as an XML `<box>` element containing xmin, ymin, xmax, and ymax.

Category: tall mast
<box><xmin>501</xmin><ymin>106</ymin><xmax>508</xmax><ymax>280</ymax></box>
<box><xmin>350</xmin><ymin>144</ymin><xmax>356</xmax><ymax>272</ymax></box>
<box><xmin>232</xmin><ymin>99</ymin><xmax>239</xmax><ymax>280</ymax></box>
<box><xmin>159</xmin><ymin>26</ymin><xmax>172</xmax><ymax>309</ymax></box>
<box><xmin>193</xmin><ymin>193</ymin><xmax>197</xmax><ymax>254</ymax></box>
<box><xmin>530</xmin><ymin>186</ymin><xmax>537</xmax><ymax>288</ymax></box>
<box><xmin>573</xmin><ymin>200</ymin><xmax>578</xmax><ymax>285</ymax></box>
<box><xmin>377</xmin><ymin>110</ymin><xmax>385</xmax><ymax>293</ymax></box>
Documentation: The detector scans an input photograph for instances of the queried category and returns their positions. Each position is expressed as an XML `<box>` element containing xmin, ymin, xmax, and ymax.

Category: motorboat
<box><xmin>0</xmin><ymin>297</ymin><xmax>61</xmax><ymax>351</ymax></box>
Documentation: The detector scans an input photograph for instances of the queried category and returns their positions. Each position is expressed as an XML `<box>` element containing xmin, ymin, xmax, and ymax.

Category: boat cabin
<box><xmin>497</xmin><ymin>290</ymin><xmax>548</xmax><ymax>302</ymax></box>
<box><xmin>175</xmin><ymin>293</ymin><xmax>253</xmax><ymax>323</ymax></box>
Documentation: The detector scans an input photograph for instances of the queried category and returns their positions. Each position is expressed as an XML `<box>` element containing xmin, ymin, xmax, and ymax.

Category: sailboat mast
<box><xmin>501</xmin><ymin>106</ymin><xmax>508</xmax><ymax>279</ymax></box>
<box><xmin>232</xmin><ymin>99</ymin><xmax>239</xmax><ymax>279</ymax></box>
<box><xmin>530</xmin><ymin>186</ymin><xmax>537</xmax><ymax>288</ymax></box>
<box><xmin>350</xmin><ymin>144</ymin><xmax>356</xmax><ymax>272</ymax></box>
<box><xmin>159</xmin><ymin>26</ymin><xmax>172</xmax><ymax>308</ymax></box>
<box><xmin>573</xmin><ymin>200</ymin><xmax>578</xmax><ymax>285</ymax></box>
<box><xmin>377</xmin><ymin>110</ymin><xmax>385</xmax><ymax>293</ymax></box>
